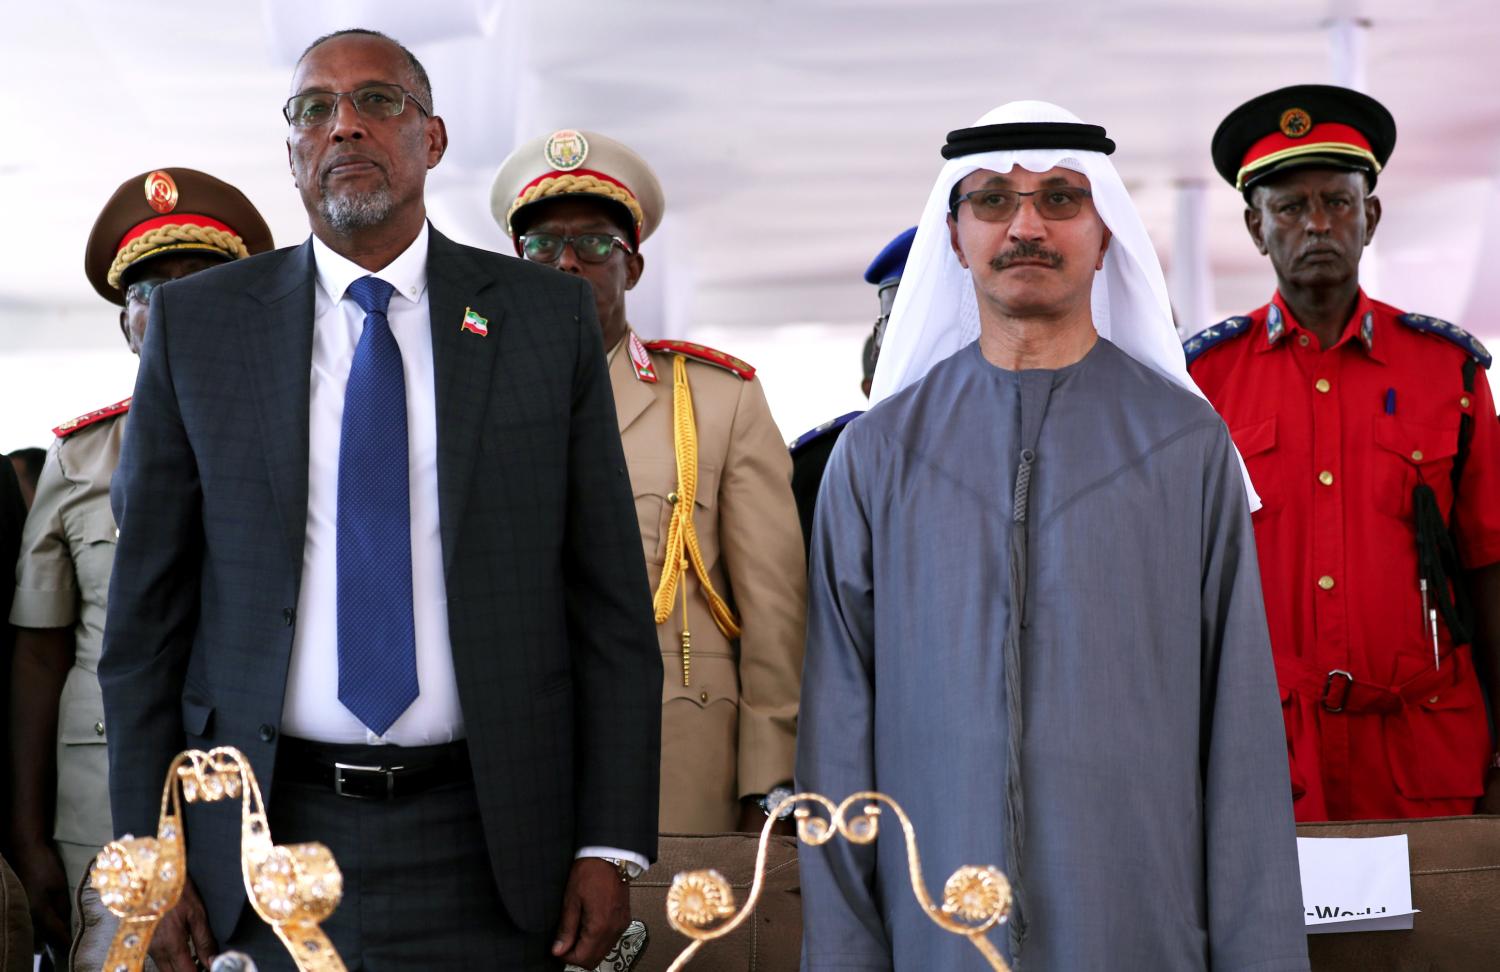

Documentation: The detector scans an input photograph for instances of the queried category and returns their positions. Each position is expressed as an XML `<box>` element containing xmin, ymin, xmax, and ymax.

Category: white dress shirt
<box><xmin>282</xmin><ymin>224</ymin><xmax>645</xmax><ymax>873</ymax></box>
<box><xmin>282</xmin><ymin>223</ymin><xmax>461</xmax><ymax>746</ymax></box>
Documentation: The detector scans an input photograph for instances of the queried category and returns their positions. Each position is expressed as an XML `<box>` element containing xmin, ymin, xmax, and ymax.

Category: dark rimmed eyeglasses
<box><xmin>951</xmin><ymin>186</ymin><xmax>1094</xmax><ymax>222</ymax></box>
<box><xmin>283</xmin><ymin>83</ymin><xmax>430</xmax><ymax>128</ymax></box>
<box><xmin>518</xmin><ymin>233</ymin><xmax>632</xmax><ymax>265</ymax></box>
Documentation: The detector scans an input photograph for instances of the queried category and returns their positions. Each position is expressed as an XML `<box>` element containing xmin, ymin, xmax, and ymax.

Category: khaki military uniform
<box><xmin>10</xmin><ymin>402</ymin><xmax>128</xmax><ymax>895</ymax></box>
<box><xmin>609</xmin><ymin>333</ymin><xmax>806</xmax><ymax>833</ymax></box>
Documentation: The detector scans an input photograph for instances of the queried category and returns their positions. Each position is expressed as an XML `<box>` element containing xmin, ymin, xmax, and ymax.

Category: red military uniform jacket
<box><xmin>1187</xmin><ymin>290</ymin><xmax>1500</xmax><ymax>821</ymax></box>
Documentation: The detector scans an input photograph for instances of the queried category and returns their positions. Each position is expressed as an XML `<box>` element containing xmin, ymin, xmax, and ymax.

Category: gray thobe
<box><xmin>796</xmin><ymin>338</ymin><xmax>1308</xmax><ymax>971</ymax></box>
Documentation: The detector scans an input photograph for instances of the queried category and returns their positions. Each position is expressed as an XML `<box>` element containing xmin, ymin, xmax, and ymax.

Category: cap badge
<box><xmin>544</xmin><ymin>130</ymin><xmax>589</xmax><ymax>172</ymax></box>
<box><xmin>143</xmin><ymin>170</ymin><xmax>179</xmax><ymax>214</ymax></box>
<box><xmin>1279</xmin><ymin>108</ymin><xmax>1312</xmax><ymax>138</ymax></box>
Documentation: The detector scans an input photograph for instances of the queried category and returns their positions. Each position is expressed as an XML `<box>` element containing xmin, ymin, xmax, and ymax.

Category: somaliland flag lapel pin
<box><xmin>461</xmin><ymin>306</ymin><xmax>489</xmax><ymax>336</ymax></box>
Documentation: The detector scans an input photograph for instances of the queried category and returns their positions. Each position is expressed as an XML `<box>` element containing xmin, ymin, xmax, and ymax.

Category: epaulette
<box><xmin>1397</xmin><ymin>314</ymin><xmax>1492</xmax><ymax>368</ymax></box>
<box><xmin>790</xmin><ymin>410</ymin><xmax>863</xmax><ymax>455</ymax></box>
<box><xmin>53</xmin><ymin>397</ymin><xmax>130</xmax><ymax>438</ymax></box>
<box><xmin>1183</xmin><ymin>316</ymin><xmax>1252</xmax><ymax>367</ymax></box>
<box><xmin>643</xmin><ymin>340</ymin><xmax>756</xmax><ymax>380</ymax></box>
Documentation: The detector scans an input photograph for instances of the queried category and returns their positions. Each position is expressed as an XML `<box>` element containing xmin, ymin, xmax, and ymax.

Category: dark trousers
<box><xmin>225</xmin><ymin>742</ymin><xmax>560</xmax><ymax>971</ymax></box>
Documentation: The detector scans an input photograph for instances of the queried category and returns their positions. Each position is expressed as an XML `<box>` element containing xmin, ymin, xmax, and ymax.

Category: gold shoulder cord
<box><xmin>652</xmin><ymin>354</ymin><xmax>742</xmax><ymax>686</ymax></box>
<box><xmin>91</xmin><ymin>747</ymin><xmax>346</xmax><ymax>971</ymax></box>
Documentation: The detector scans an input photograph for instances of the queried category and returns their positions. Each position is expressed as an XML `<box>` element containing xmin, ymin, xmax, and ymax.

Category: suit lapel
<box><xmin>243</xmin><ymin>242</ymin><xmax>316</xmax><ymax>576</ymax></box>
<box><xmin>427</xmin><ymin>228</ymin><xmax>504</xmax><ymax>576</ymax></box>
<box><xmin>610</xmin><ymin>333</ymin><xmax>656</xmax><ymax>433</ymax></box>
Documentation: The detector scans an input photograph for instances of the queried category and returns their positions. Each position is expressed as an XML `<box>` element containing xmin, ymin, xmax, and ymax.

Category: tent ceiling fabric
<box><xmin>2</xmin><ymin>0</ymin><xmax>1498</xmax><ymax>349</ymax></box>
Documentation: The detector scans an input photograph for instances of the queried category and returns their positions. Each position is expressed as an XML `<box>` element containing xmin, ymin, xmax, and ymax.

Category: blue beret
<box><xmin>864</xmin><ymin>227</ymin><xmax>918</xmax><ymax>286</ymax></box>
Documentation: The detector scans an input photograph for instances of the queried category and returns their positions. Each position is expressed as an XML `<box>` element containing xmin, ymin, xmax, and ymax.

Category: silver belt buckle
<box><xmin>333</xmin><ymin>762</ymin><xmax>402</xmax><ymax>799</ymax></box>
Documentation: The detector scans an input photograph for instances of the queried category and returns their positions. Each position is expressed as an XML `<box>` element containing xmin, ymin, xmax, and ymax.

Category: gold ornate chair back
<box><xmin>662</xmin><ymin>791</ymin><xmax>1013</xmax><ymax>971</ymax></box>
<box><xmin>89</xmin><ymin>746</ymin><xmax>345</xmax><ymax>972</ymax></box>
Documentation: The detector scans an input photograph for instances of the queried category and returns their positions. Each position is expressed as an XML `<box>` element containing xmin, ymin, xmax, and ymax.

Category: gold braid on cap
<box><xmin>506</xmin><ymin>173</ymin><xmax>644</xmax><ymax>234</ymax></box>
<box><xmin>106</xmin><ymin>224</ymin><xmax>249</xmax><ymax>289</ymax></box>
<box><xmin>653</xmin><ymin>354</ymin><xmax>742</xmax><ymax>686</ymax></box>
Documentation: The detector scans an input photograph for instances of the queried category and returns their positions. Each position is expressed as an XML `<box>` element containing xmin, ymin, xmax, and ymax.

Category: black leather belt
<box><xmin>276</xmin><ymin>737</ymin><xmax>471</xmax><ymax>800</ymax></box>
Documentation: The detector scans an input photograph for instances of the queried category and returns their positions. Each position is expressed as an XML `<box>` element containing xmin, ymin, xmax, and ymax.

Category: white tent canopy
<box><xmin>2</xmin><ymin>0</ymin><xmax>1497</xmax><ymax>448</ymax></box>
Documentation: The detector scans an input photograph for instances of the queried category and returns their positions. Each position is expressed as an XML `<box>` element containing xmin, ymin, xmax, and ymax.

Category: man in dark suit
<box><xmin>99</xmin><ymin>28</ymin><xmax>661</xmax><ymax>971</ymax></box>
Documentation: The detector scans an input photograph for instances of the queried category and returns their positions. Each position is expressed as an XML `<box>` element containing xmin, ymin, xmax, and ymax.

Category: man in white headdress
<box><xmin>795</xmin><ymin>102</ymin><xmax>1309</xmax><ymax>970</ymax></box>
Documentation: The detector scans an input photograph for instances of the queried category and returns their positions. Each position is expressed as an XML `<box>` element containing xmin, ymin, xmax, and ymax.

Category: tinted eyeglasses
<box><xmin>124</xmin><ymin>279</ymin><xmax>164</xmax><ymax>306</ymax></box>
<box><xmin>518</xmin><ymin>233</ymin><xmax>632</xmax><ymax>265</ymax></box>
<box><xmin>283</xmin><ymin>83</ymin><xmax>430</xmax><ymax>128</ymax></box>
<box><xmin>951</xmin><ymin>186</ymin><xmax>1093</xmax><ymax>222</ymax></box>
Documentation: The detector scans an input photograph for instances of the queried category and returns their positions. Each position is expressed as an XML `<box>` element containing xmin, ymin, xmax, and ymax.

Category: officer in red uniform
<box><xmin>1187</xmin><ymin>85</ymin><xmax>1500</xmax><ymax>821</ymax></box>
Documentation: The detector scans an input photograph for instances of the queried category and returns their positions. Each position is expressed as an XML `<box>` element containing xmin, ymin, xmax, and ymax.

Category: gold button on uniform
<box><xmin>1298</xmin><ymin>334</ymin><xmax>1311</xmax><ymax>347</ymax></box>
<box><xmin>1460</xmin><ymin>396</ymin><xmax>1471</xmax><ymax>408</ymax></box>
<box><xmin>1318</xmin><ymin>470</ymin><xmax>1334</xmax><ymax>486</ymax></box>
<box><xmin>699</xmin><ymin>690</ymin><xmax>708</xmax><ymax>703</ymax></box>
<box><xmin>1410</xmin><ymin>450</ymin><xmax>1423</xmax><ymax>462</ymax></box>
<box><xmin>1318</xmin><ymin>575</ymin><xmax>1336</xmax><ymax>591</ymax></box>
<box><xmin>1315</xmin><ymin>378</ymin><xmax>1331</xmax><ymax>393</ymax></box>
<box><xmin>667</xmin><ymin>491</ymin><xmax>679</xmax><ymax>505</ymax></box>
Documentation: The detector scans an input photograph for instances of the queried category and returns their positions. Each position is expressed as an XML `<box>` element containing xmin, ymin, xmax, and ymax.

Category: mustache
<box><xmin>319</xmin><ymin>152</ymin><xmax>383</xmax><ymax>183</ymax></box>
<box><xmin>1298</xmin><ymin>242</ymin><xmax>1343</xmax><ymax>258</ymax></box>
<box><xmin>990</xmin><ymin>241</ymin><xmax>1064</xmax><ymax>271</ymax></box>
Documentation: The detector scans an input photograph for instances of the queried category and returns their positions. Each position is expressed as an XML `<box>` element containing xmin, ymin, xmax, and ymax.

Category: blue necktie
<box><xmin>336</xmin><ymin>275</ymin><xmax>419</xmax><ymax>735</ymax></box>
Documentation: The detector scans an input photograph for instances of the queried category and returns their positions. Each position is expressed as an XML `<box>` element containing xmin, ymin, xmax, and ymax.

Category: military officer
<box><xmin>491</xmin><ymin>131</ymin><xmax>807</xmax><ymax>834</ymax></box>
<box><xmin>8</xmin><ymin>168</ymin><xmax>272</xmax><ymax>962</ymax></box>
<box><xmin>1187</xmin><ymin>86</ymin><xmax>1500</xmax><ymax>821</ymax></box>
<box><xmin>788</xmin><ymin>226</ymin><xmax>915</xmax><ymax>550</ymax></box>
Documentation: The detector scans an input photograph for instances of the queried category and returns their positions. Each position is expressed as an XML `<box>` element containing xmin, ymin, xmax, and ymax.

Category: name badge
<box><xmin>1297</xmin><ymin>835</ymin><xmax>1417</xmax><ymax>934</ymax></box>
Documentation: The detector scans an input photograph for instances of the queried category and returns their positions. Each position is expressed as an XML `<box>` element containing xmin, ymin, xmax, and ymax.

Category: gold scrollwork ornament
<box><xmin>663</xmin><ymin>791</ymin><xmax>1013</xmax><ymax>971</ymax></box>
<box><xmin>91</xmin><ymin>747</ymin><xmax>346</xmax><ymax>971</ymax></box>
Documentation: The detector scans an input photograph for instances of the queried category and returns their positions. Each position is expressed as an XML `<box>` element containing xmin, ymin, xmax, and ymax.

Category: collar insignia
<box><xmin>1266</xmin><ymin>303</ymin><xmax>1285</xmax><ymax>345</ymax></box>
<box><xmin>628</xmin><ymin>331</ymin><xmax>658</xmax><ymax>383</ymax></box>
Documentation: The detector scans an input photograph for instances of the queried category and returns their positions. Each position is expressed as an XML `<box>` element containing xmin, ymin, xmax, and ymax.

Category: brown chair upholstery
<box><xmin>1297</xmin><ymin>815</ymin><xmax>1500</xmax><ymax>971</ymax></box>
<box><xmin>630</xmin><ymin>834</ymin><xmax>801</xmax><ymax>972</ymax></box>
<box><xmin>0</xmin><ymin>853</ymin><xmax>33</xmax><ymax>972</ymax></box>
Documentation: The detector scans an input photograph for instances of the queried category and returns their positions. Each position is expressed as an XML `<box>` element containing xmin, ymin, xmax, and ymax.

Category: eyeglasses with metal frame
<box><xmin>518</xmin><ymin>233</ymin><xmax>633</xmax><ymax>265</ymax></box>
<box><xmin>283</xmin><ymin>83</ymin><xmax>431</xmax><ymax>128</ymax></box>
<box><xmin>950</xmin><ymin>186</ymin><xmax>1094</xmax><ymax>222</ymax></box>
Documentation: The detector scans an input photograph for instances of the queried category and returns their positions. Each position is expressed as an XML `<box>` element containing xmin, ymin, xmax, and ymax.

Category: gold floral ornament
<box><xmin>942</xmin><ymin>866</ymin><xmax>1012</xmax><ymax>926</ymax></box>
<box><xmin>664</xmin><ymin>792</ymin><xmax>1013</xmax><ymax>971</ymax></box>
<box><xmin>665</xmin><ymin>870</ymin><xmax>737</xmax><ymax>931</ymax></box>
<box><xmin>90</xmin><ymin>747</ymin><xmax>347</xmax><ymax>971</ymax></box>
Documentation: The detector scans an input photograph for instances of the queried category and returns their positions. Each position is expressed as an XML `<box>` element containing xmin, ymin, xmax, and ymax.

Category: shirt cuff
<box><xmin>575</xmin><ymin>846</ymin><xmax>649</xmax><ymax>878</ymax></box>
<box><xmin>9</xmin><ymin>587</ymin><xmax>78</xmax><ymax>629</ymax></box>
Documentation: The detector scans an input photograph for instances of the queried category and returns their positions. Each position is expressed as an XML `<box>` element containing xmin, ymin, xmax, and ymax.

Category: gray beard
<box><xmin>319</xmin><ymin>187</ymin><xmax>395</xmax><ymax>233</ymax></box>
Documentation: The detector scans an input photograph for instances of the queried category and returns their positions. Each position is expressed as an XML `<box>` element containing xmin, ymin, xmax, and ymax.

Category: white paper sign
<box><xmin>1296</xmin><ymin>835</ymin><xmax>1417</xmax><ymax>934</ymax></box>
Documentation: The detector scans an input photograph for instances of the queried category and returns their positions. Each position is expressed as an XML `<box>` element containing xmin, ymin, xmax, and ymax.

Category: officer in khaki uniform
<box><xmin>8</xmin><ymin>168</ymin><xmax>271</xmax><ymax>965</ymax></box>
<box><xmin>492</xmin><ymin>131</ymin><xmax>807</xmax><ymax>834</ymax></box>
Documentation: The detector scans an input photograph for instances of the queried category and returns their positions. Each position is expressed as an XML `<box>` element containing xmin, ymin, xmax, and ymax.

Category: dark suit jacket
<box><xmin>99</xmin><ymin>226</ymin><xmax>662</xmax><ymax>938</ymax></box>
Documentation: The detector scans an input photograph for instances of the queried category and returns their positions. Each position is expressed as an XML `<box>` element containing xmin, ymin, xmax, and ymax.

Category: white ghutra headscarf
<box><xmin>870</xmin><ymin>100</ymin><xmax>1258</xmax><ymax>509</ymax></box>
